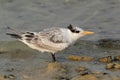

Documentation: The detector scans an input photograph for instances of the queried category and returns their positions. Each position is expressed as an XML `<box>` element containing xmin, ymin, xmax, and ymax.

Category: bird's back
<box><xmin>21</xmin><ymin>27</ymin><xmax>70</xmax><ymax>53</ymax></box>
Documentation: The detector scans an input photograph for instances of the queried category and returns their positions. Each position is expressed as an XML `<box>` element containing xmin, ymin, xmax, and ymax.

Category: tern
<box><xmin>6</xmin><ymin>24</ymin><xmax>94</xmax><ymax>62</ymax></box>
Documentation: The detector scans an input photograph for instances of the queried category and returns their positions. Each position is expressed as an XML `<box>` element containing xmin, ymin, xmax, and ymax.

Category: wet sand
<box><xmin>0</xmin><ymin>40</ymin><xmax>120</xmax><ymax>80</ymax></box>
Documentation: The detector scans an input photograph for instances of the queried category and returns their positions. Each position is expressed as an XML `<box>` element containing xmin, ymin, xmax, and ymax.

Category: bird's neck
<box><xmin>67</xmin><ymin>30</ymin><xmax>80</xmax><ymax>43</ymax></box>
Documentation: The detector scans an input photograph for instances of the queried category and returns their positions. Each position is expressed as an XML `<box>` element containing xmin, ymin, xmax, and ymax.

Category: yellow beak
<box><xmin>82</xmin><ymin>31</ymin><xmax>94</xmax><ymax>35</ymax></box>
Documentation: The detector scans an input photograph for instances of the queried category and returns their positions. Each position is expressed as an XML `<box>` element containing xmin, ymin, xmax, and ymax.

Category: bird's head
<box><xmin>67</xmin><ymin>24</ymin><xmax>94</xmax><ymax>40</ymax></box>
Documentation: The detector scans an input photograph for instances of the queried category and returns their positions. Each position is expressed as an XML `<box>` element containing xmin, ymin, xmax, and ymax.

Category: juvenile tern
<box><xmin>6</xmin><ymin>24</ymin><xmax>94</xmax><ymax>62</ymax></box>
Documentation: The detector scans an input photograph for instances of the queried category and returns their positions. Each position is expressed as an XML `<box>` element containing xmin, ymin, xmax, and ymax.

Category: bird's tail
<box><xmin>6</xmin><ymin>26</ymin><xmax>22</xmax><ymax>39</ymax></box>
<box><xmin>6</xmin><ymin>33</ymin><xmax>22</xmax><ymax>39</ymax></box>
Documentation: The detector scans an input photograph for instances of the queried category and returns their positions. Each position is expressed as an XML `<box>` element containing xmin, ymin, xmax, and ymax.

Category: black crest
<box><xmin>67</xmin><ymin>24</ymin><xmax>73</xmax><ymax>30</ymax></box>
<box><xmin>67</xmin><ymin>24</ymin><xmax>80</xmax><ymax>33</ymax></box>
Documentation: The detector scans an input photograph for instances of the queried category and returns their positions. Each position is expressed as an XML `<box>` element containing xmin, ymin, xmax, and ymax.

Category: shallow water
<box><xmin>0</xmin><ymin>0</ymin><xmax>120</xmax><ymax>41</ymax></box>
<box><xmin>0</xmin><ymin>0</ymin><xmax>120</xmax><ymax>80</ymax></box>
<box><xmin>0</xmin><ymin>40</ymin><xmax>120</xmax><ymax>80</ymax></box>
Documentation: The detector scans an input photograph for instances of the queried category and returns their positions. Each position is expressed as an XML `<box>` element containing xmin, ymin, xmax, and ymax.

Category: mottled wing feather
<box><xmin>39</xmin><ymin>27</ymin><xmax>66</xmax><ymax>43</ymax></box>
<box><xmin>50</xmin><ymin>33</ymin><xmax>64</xmax><ymax>43</ymax></box>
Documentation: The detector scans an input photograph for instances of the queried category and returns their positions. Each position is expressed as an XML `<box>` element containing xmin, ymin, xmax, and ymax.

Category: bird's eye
<box><xmin>76</xmin><ymin>31</ymin><xmax>80</xmax><ymax>33</ymax></box>
<box><xmin>71</xmin><ymin>30</ymin><xmax>80</xmax><ymax>33</ymax></box>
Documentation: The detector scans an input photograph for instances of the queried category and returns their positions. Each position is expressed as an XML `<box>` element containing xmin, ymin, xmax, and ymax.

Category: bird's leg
<box><xmin>51</xmin><ymin>53</ymin><xmax>56</xmax><ymax>62</ymax></box>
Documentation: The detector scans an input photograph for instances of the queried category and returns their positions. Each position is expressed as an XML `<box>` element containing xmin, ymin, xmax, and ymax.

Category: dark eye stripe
<box><xmin>71</xmin><ymin>30</ymin><xmax>75</xmax><ymax>32</ymax></box>
<box><xmin>71</xmin><ymin>30</ymin><xmax>80</xmax><ymax>33</ymax></box>
<box><xmin>76</xmin><ymin>31</ymin><xmax>80</xmax><ymax>33</ymax></box>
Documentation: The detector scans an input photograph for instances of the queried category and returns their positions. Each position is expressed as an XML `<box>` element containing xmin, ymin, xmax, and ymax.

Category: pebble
<box><xmin>114</xmin><ymin>63</ymin><xmax>120</xmax><ymax>69</ymax></box>
<box><xmin>72</xmin><ymin>74</ymin><xmax>98</xmax><ymax>80</ymax></box>
<box><xmin>68</xmin><ymin>55</ymin><xmax>93</xmax><ymax>61</ymax></box>
<box><xmin>106</xmin><ymin>63</ymin><xmax>120</xmax><ymax>70</ymax></box>
<box><xmin>114</xmin><ymin>55</ymin><xmax>120</xmax><ymax>61</ymax></box>
<box><xmin>106</xmin><ymin>63</ymin><xmax>114</xmax><ymax>69</ymax></box>
<box><xmin>98</xmin><ymin>56</ymin><xmax>113</xmax><ymax>63</ymax></box>
<box><xmin>8</xmin><ymin>74</ymin><xmax>15</xmax><ymax>80</ymax></box>
<box><xmin>75</xmin><ymin>66</ymin><xmax>86</xmax><ymax>72</ymax></box>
